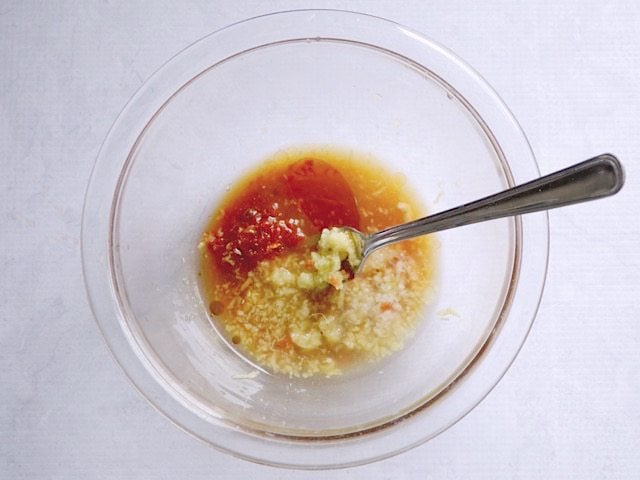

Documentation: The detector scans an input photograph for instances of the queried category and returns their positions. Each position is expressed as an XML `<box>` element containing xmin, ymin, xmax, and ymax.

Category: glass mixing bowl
<box><xmin>82</xmin><ymin>10</ymin><xmax>548</xmax><ymax>469</ymax></box>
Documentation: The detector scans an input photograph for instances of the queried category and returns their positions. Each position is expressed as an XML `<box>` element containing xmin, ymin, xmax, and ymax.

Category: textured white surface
<box><xmin>1</xmin><ymin>1</ymin><xmax>639</xmax><ymax>478</ymax></box>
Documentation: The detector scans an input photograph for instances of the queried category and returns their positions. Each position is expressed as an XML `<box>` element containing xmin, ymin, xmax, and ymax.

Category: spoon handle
<box><xmin>364</xmin><ymin>153</ymin><xmax>625</xmax><ymax>255</ymax></box>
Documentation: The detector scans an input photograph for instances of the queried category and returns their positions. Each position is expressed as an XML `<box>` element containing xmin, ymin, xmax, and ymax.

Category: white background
<box><xmin>1</xmin><ymin>1</ymin><xmax>639</xmax><ymax>478</ymax></box>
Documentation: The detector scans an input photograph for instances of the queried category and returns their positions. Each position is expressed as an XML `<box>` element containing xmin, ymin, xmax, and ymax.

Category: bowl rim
<box><xmin>82</xmin><ymin>8</ymin><xmax>549</xmax><ymax>469</ymax></box>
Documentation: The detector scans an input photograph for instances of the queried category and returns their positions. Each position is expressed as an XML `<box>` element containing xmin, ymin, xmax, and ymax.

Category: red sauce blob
<box><xmin>284</xmin><ymin>158</ymin><xmax>360</xmax><ymax>230</ymax></box>
<box><xmin>206</xmin><ymin>203</ymin><xmax>305</xmax><ymax>276</ymax></box>
<box><xmin>204</xmin><ymin>158</ymin><xmax>360</xmax><ymax>279</ymax></box>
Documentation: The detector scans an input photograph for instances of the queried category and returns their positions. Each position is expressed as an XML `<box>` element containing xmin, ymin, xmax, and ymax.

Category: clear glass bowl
<box><xmin>82</xmin><ymin>10</ymin><xmax>548</xmax><ymax>469</ymax></box>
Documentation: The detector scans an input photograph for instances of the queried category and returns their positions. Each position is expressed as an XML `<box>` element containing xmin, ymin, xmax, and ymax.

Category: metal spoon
<box><xmin>344</xmin><ymin>153</ymin><xmax>624</xmax><ymax>273</ymax></box>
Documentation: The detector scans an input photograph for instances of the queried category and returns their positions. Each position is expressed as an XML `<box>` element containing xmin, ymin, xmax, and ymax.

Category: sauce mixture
<box><xmin>199</xmin><ymin>147</ymin><xmax>435</xmax><ymax>377</ymax></box>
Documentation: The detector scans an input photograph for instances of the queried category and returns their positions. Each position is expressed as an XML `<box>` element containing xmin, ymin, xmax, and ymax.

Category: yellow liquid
<box><xmin>199</xmin><ymin>146</ymin><xmax>436</xmax><ymax>377</ymax></box>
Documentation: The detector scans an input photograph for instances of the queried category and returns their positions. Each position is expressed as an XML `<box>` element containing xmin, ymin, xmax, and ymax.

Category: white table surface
<box><xmin>2</xmin><ymin>1</ymin><xmax>639</xmax><ymax>478</ymax></box>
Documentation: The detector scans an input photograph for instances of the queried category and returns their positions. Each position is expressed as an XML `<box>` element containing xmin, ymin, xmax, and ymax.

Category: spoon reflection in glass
<box><xmin>329</xmin><ymin>153</ymin><xmax>624</xmax><ymax>275</ymax></box>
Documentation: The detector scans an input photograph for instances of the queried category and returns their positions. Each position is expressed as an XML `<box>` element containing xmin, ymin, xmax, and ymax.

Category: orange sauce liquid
<box><xmin>199</xmin><ymin>146</ymin><xmax>433</xmax><ymax>375</ymax></box>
